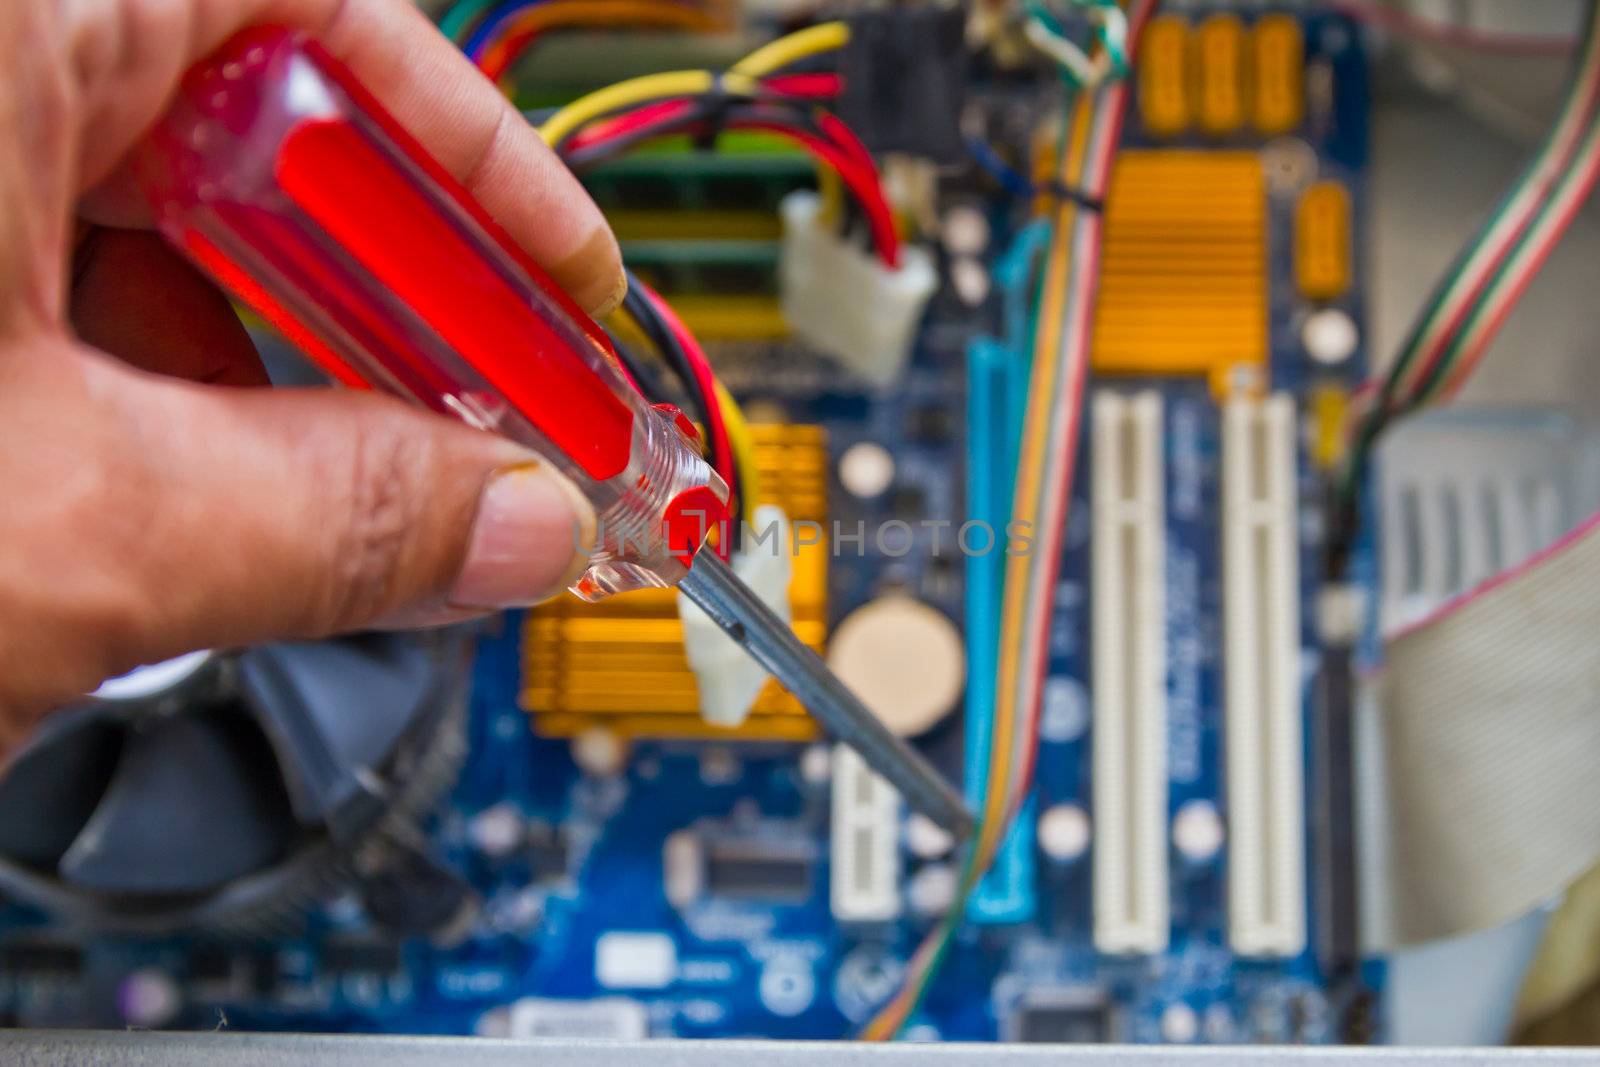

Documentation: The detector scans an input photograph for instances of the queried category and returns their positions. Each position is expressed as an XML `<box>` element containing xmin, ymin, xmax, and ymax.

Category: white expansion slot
<box><xmin>830</xmin><ymin>744</ymin><xmax>902</xmax><ymax>922</ymax></box>
<box><xmin>1222</xmin><ymin>393</ymin><xmax>1307</xmax><ymax>957</ymax></box>
<box><xmin>1091</xmin><ymin>391</ymin><xmax>1169</xmax><ymax>955</ymax></box>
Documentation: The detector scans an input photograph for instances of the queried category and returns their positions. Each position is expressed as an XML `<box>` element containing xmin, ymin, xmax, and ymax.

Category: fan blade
<box><xmin>59</xmin><ymin>714</ymin><xmax>292</xmax><ymax>894</ymax></box>
<box><xmin>0</xmin><ymin>710</ymin><xmax>121</xmax><ymax>870</ymax></box>
<box><xmin>238</xmin><ymin>634</ymin><xmax>442</xmax><ymax>834</ymax></box>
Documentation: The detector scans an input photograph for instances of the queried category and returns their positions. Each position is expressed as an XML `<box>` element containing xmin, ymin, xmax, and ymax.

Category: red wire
<box><xmin>562</xmin><ymin>105</ymin><xmax>900</xmax><ymax>266</ymax></box>
<box><xmin>562</xmin><ymin>76</ymin><xmax>844</xmax><ymax>157</ymax></box>
<box><xmin>566</xmin><ymin>98</ymin><xmax>697</xmax><ymax>154</ymax></box>
<box><xmin>634</xmin><ymin>280</ymin><xmax>737</xmax><ymax>555</ymax></box>
<box><xmin>1442</xmin><ymin>137</ymin><xmax>1600</xmax><ymax>398</ymax></box>
<box><xmin>481</xmin><ymin>28</ymin><xmax>542</xmax><ymax>82</ymax></box>
<box><xmin>815</xmin><ymin>110</ymin><xmax>876</xmax><ymax>177</ymax></box>
<box><xmin>762</xmin><ymin>72</ymin><xmax>844</xmax><ymax>98</ymax></box>
<box><xmin>1399</xmin><ymin>31</ymin><xmax>1600</xmax><ymax>394</ymax></box>
<box><xmin>728</xmin><ymin>115</ymin><xmax>900</xmax><ymax>267</ymax></box>
<box><xmin>1012</xmin><ymin>8</ymin><xmax>1151</xmax><ymax>812</ymax></box>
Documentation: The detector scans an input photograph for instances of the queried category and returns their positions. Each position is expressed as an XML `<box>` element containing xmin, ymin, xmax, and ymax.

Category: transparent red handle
<box><xmin>136</xmin><ymin>27</ymin><xmax>727</xmax><ymax>599</ymax></box>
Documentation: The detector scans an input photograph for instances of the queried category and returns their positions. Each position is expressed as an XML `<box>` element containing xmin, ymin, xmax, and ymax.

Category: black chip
<box><xmin>186</xmin><ymin>945</ymin><xmax>236</xmax><ymax>983</ymax></box>
<box><xmin>321</xmin><ymin>939</ymin><xmax>403</xmax><ymax>976</ymax></box>
<box><xmin>0</xmin><ymin>942</ymin><xmax>81</xmax><ymax>975</ymax></box>
<box><xmin>908</xmin><ymin>404</ymin><xmax>955</xmax><ymax>443</ymax></box>
<box><xmin>705</xmin><ymin>844</ymin><xmax>813</xmax><ymax>901</ymax></box>
<box><xmin>526</xmin><ymin>822</ymin><xmax>569</xmax><ymax>883</ymax></box>
<box><xmin>246</xmin><ymin>950</ymin><xmax>281</xmax><ymax>997</ymax></box>
<box><xmin>889</xmin><ymin>484</ymin><xmax>927</xmax><ymax>518</ymax></box>
<box><xmin>1008</xmin><ymin>993</ymin><xmax>1112</xmax><ymax>1043</ymax></box>
<box><xmin>361</xmin><ymin>847</ymin><xmax>476</xmax><ymax>938</ymax></box>
<box><xmin>838</xmin><ymin>8</ymin><xmax>968</xmax><ymax>163</ymax></box>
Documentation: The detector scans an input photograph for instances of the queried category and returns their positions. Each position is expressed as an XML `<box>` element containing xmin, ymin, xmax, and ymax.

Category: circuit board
<box><xmin>0</xmin><ymin>7</ymin><xmax>1383</xmax><ymax>1046</ymax></box>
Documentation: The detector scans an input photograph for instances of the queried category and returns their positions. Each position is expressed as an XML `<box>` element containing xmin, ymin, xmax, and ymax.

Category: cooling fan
<box><xmin>0</xmin><ymin>631</ymin><xmax>472</xmax><ymax>933</ymax></box>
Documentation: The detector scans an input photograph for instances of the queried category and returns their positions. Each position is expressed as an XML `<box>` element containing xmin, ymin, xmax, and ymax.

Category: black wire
<box><xmin>621</xmin><ymin>272</ymin><xmax>704</xmax><ymax>421</ymax></box>
<box><xmin>542</xmin><ymin>81</ymin><xmax>828</xmax><ymax>158</ymax></box>
<box><xmin>559</xmin><ymin>96</ymin><xmax>723</xmax><ymax>168</ymax></box>
<box><xmin>561</xmin><ymin>98</ymin><xmax>885</xmax><ymax>250</ymax></box>
<box><xmin>557</xmin><ymin>95</ymin><xmax>831</xmax><ymax>160</ymax></box>
<box><xmin>619</xmin><ymin>270</ymin><xmax>747</xmax><ymax>547</ymax></box>
<box><xmin>607</xmin><ymin>331</ymin><xmax>670</xmax><ymax>402</ymax></box>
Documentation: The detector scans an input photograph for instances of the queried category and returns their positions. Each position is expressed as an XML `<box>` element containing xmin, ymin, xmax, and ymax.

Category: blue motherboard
<box><xmin>0</xmin><ymin>8</ymin><xmax>1382</xmax><ymax>1046</ymax></box>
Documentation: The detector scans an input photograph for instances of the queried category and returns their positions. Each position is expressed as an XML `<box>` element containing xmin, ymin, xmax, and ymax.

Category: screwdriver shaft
<box><xmin>680</xmin><ymin>551</ymin><xmax>975</xmax><ymax>840</ymax></box>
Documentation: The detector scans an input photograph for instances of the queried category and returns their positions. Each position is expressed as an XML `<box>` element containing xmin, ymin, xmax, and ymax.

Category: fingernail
<box><xmin>551</xmin><ymin>226</ymin><xmax>627</xmax><ymax>317</ymax></box>
<box><xmin>451</xmin><ymin>464</ymin><xmax>594</xmax><ymax>609</ymax></box>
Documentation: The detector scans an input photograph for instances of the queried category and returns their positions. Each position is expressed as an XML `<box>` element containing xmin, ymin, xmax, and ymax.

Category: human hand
<box><xmin>0</xmin><ymin>0</ymin><xmax>621</xmax><ymax>744</ymax></box>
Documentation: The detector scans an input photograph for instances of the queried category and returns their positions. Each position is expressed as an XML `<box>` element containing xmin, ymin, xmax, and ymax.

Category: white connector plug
<box><xmin>678</xmin><ymin>505</ymin><xmax>792</xmax><ymax>727</ymax></box>
<box><xmin>777</xmin><ymin>191</ymin><xmax>938</xmax><ymax>387</ymax></box>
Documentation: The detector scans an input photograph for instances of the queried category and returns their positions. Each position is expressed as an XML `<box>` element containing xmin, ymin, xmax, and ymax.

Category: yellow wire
<box><xmin>539</xmin><ymin>70</ymin><xmax>722</xmax><ymax>144</ymax></box>
<box><xmin>815</xmin><ymin>165</ymin><xmax>844</xmax><ymax>229</ymax></box>
<box><xmin>539</xmin><ymin>21</ymin><xmax>847</xmax><ymax>526</ymax></box>
<box><xmin>859</xmin><ymin>107</ymin><xmax>1095</xmax><ymax>1043</ymax></box>
<box><xmin>728</xmin><ymin>20</ymin><xmax>850</xmax><ymax>76</ymax></box>
<box><xmin>724</xmin><ymin>20</ymin><xmax>854</xmax><ymax>235</ymax></box>
<box><xmin>537</xmin><ymin>22</ymin><xmax>851</xmax><ymax>145</ymax></box>
<box><xmin>986</xmin><ymin>105</ymin><xmax>1091</xmax><ymax>862</ymax></box>
<box><xmin>714</xmin><ymin>381</ymin><xmax>761</xmax><ymax>523</ymax></box>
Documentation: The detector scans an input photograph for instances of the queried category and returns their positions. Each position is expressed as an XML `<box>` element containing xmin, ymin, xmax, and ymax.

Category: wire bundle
<box><xmin>859</xmin><ymin>0</ymin><xmax>1157</xmax><ymax>1039</ymax></box>
<box><xmin>442</xmin><ymin>0</ymin><xmax>725</xmax><ymax>83</ymax></box>
<box><xmin>432</xmin><ymin>22</ymin><xmax>884</xmax><ymax>549</ymax></box>
<box><xmin>1337</xmin><ymin>0</ymin><xmax>1600</xmax><ymax>537</ymax></box>
<box><xmin>530</xmin><ymin>24</ymin><xmax>894</xmax><ymax>538</ymax></box>
<box><xmin>535</xmin><ymin>24</ymin><xmax>901</xmax><ymax>268</ymax></box>
<box><xmin>611</xmin><ymin>271</ymin><xmax>758</xmax><ymax>545</ymax></box>
<box><xmin>1023</xmin><ymin>0</ymin><xmax>1131</xmax><ymax>88</ymax></box>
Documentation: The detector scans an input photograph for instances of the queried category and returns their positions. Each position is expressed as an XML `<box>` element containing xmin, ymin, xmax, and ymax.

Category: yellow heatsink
<box><xmin>1138</xmin><ymin>14</ymin><xmax>1192</xmax><ymax>138</ymax></box>
<box><xmin>1092</xmin><ymin>150</ymin><xmax>1268</xmax><ymax>396</ymax></box>
<box><xmin>1138</xmin><ymin>13</ymin><xmax>1307</xmax><ymax>140</ymax></box>
<box><xmin>1295</xmin><ymin>180</ymin><xmax>1353</xmax><ymax>302</ymax></box>
<box><xmin>523</xmin><ymin>423</ymin><xmax>828</xmax><ymax>741</ymax></box>
<box><xmin>1195</xmin><ymin>14</ymin><xmax>1247</xmax><ymax>136</ymax></box>
<box><xmin>1253</xmin><ymin>14</ymin><xmax>1306</xmax><ymax>136</ymax></box>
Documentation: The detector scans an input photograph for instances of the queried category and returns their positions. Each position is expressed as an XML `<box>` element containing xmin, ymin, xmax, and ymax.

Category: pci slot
<box><xmin>1222</xmin><ymin>394</ymin><xmax>1307</xmax><ymax>957</ymax></box>
<box><xmin>1091</xmin><ymin>391</ymin><xmax>1169</xmax><ymax>955</ymax></box>
<box><xmin>830</xmin><ymin>744</ymin><xmax>901</xmax><ymax>922</ymax></box>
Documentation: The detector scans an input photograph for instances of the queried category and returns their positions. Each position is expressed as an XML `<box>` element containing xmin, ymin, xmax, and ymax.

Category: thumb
<box><xmin>14</xmin><ymin>349</ymin><xmax>593</xmax><ymax>706</ymax></box>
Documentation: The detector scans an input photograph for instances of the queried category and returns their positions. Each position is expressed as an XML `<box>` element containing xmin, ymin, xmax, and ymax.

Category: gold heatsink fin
<box><xmin>1092</xmin><ymin>149</ymin><xmax>1268</xmax><ymax>396</ymax></box>
<box><xmin>522</xmin><ymin>423</ymin><xmax>829</xmax><ymax>741</ymax></box>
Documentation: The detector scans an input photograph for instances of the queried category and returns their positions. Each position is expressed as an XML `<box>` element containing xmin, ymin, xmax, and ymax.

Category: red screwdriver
<box><xmin>136</xmin><ymin>27</ymin><xmax>972</xmax><ymax>839</ymax></box>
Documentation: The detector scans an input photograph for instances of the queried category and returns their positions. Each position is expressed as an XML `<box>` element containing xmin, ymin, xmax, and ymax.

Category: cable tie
<box><xmin>1041</xmin><ymin>180</ymin><xmax>1105</xmax><ymax>212</ymax></box>
<box><xmin>693</xmin><ymin>73</ymin><xmax>735</xmax><ymax>151</ymax></box>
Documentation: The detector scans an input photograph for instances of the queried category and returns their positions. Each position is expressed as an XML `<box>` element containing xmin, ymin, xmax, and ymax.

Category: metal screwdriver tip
<box><xmin>679</xmin><ymin>551</ymin><xmax>975</xmax><ymax>840</ymax></box>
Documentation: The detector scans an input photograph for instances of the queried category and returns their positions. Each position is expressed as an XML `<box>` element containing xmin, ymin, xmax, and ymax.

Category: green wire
<box><xmin>1413</xmin><ymin>111</ymin><xmax>1600</xmax><ymax>407</ymax></box>
<box><xmin>1024</xmin><ymin>0</ymin><xmax>1131</xmax><ymax>88</ymax></box>
<box><xmin>439</xmin><ymin>0</ymin><xmax>499</xmax><ymax>43</ymax></box>
<box><xmin>1338</xmin><ymin>2</ymin><xmax>1600</xmax><ymax>517</ymax></box>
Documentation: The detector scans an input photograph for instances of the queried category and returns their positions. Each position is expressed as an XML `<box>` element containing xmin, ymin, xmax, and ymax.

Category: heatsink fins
<box><xmin>1222</xmin><ymin>394</ymin><xmax>1307</xmax><ymax>958</ymax></box>
<box><xmin>523</xmin><ymin>424</ymin><xmax>828</xmax><ymax>741</ymax></box>
<box><xmin>1092</xmin><ymin>151</ymin><xmax>1268</xmax><ymax>396</ymax></box>
<box><xmin>1091</xmin><ymin>391</ymin><xmax>1169</xmax><ymax>955</ymax></box>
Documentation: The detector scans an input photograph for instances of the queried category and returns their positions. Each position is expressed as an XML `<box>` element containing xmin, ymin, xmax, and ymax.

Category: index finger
<box><xmin>70</xmin><ymin>0</ymin><xmax>624</xmax><ymax>316</ymax></box>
